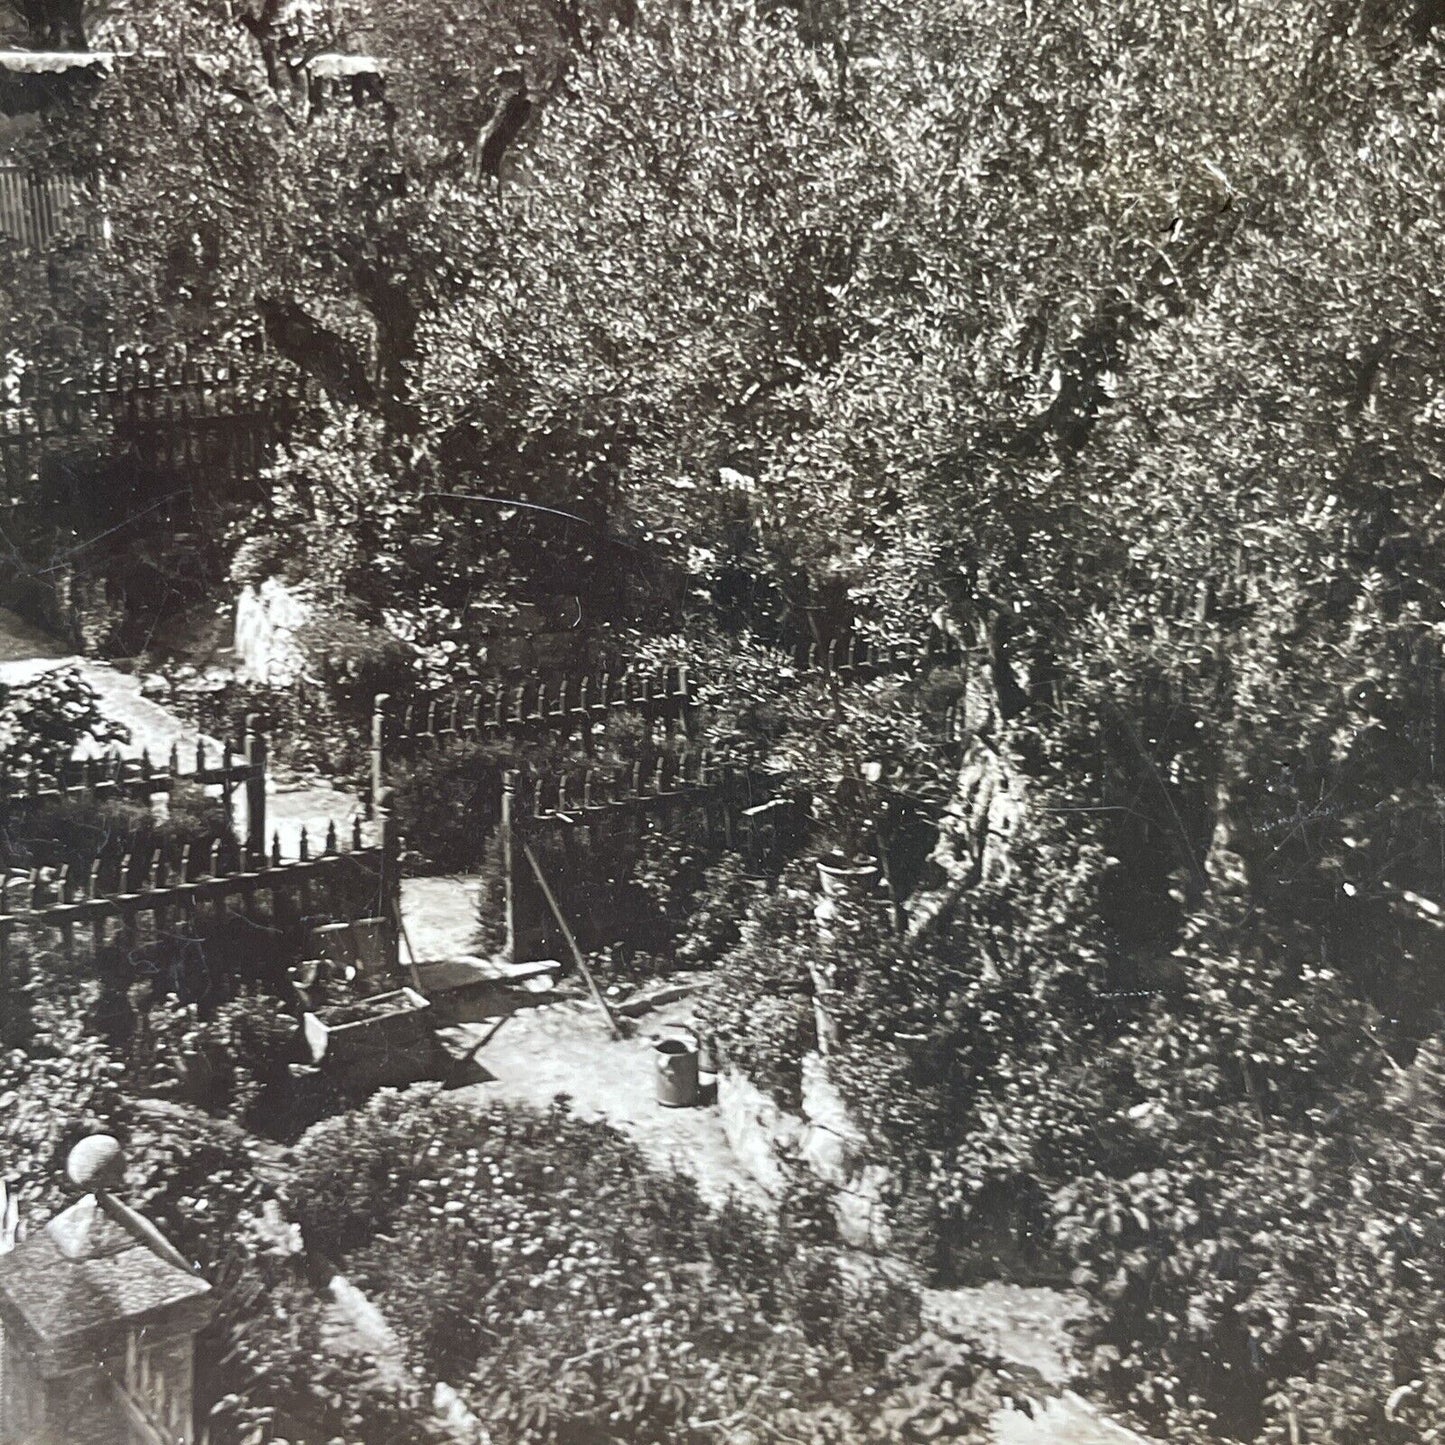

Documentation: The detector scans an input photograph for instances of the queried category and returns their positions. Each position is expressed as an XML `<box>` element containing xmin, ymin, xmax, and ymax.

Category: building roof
<box><xmin>0</xmin><ymin>50</ymin><xmax>118</xmax><ymax>73</ymax></box>
<box><xmin>0</xmin><ymin>1192</ymin><xmax>211</xmax><ymax>1362</ymax></box>
<box><xmin>0</xmin><ymin>48</ymin><xmax>383</xmax><ymax>76</ymax></box>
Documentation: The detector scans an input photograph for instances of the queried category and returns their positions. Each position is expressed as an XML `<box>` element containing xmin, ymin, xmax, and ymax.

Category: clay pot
<box><xmin>816</xmin><ymin>856</ymin><xmax>880</xmax><ymax>898</ymax></box>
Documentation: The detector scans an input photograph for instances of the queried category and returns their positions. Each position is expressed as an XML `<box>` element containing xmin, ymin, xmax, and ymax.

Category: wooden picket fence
<box><xmin>0</xmin><ymin>165</ymin><xmax>95</xmax><ymax>248</ymax></box>
<box><xmin>376</xmin><ymin>663</ymin><xmax>694</xmax><ymax>749</ymax></box>
<box><xmin>0</xmin><ymin>716</ymin><xmax>400</xmax><ymax>988</ymax></box>
<box><xmin>373</xmin><ymin>629</ymin><xmax>972</xmax><ymax>803</ymax></box>
<box><xmin>782</xmin><ymin>626</ymin><xmax>965</xmax><ymax>680</ymax></box>
<box><xmin>0</xmin><ymin>349</ymin><xmax>305</xmax><ymax>499</ymax></box>
<box><xmin>1</xmin><ymin>714</ymin><xmax>270</xmax><ymax>850</ymax></box>
<box><xmin>369</xmin><ymin>665</ymin><xmax>697</xmax><ymax>812</ymax></box>
<box><xmin>515</xmin><ymin>748</ymin><xmax>791</xmax><ymax>830</ymax></box>
<box><xmin>1</xmin><ymin>736</ymin><xmax>260</xmax><ymax>825</ymax></box>
<box><xmin>0</xmin><ymin>816</ymin><xmax>388</xmax><ymax>974</ymax></box>
<box><xmin>14</xmin><ymin>350</ymin><xmax>295</xmax><ymax>421</ymax></box>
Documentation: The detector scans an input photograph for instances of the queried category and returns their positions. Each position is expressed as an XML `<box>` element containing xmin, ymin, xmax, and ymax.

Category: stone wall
<box><xmin>717</xmin><ymin>1054</ymin><xmax>894</xmax><ymax>1250</ymax></box>
<box><xmin>716</xmin><ymin>1069</ymin><xmax>805</xmax><ymax>1199</ymax></box>
<box><xmin>797</xmin><ymin>1053</ymin><xmax>893</xmax><ymax>1251</ymax></box>
<box><xmin>233</xmin><ymin>578</ymin><xmax>311</xmax><ymax>684</ymax></box>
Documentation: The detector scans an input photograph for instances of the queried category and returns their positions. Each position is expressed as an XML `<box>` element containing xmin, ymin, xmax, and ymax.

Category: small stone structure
<box><xmin>0</xmin><ymin>1136</ymin><xmax>214</xmax><ymax>1445</ymax></box>
<box><xmin>717</xmin><ymin>1054</ymin><xmax>893</xmax><ymax>1250</ymax></box>
<box><xmin>233</xmin><ymin>577</ymin><xmax>312</xmax><ymax>685</ymax></box>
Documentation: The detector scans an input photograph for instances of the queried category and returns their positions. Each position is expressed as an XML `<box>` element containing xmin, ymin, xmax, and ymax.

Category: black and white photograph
<box><xmin>2</xmin><ymin>1</ymin><xmax>1444</xmax><ymax>1441</ymax></box>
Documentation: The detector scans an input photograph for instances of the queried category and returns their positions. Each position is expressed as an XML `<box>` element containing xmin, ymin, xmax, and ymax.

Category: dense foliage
<box><xmin>290</xmin><ymin>1088</ymin><xmax>920</xmax><ymax>1445</ymax></box>
<box><xmin>8</xmin><ymin>0</ymin><xmax>1445</xmax><ymax>1440</ymax></box>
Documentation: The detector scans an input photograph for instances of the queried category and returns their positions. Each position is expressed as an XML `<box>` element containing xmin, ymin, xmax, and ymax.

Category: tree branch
<box><xmin>257</xmin><ymin>296</ymin><xmax>377</xmax><ymax>410</ymax></box>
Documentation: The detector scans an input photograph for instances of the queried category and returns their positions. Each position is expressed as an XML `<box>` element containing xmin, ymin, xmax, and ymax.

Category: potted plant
<box><xmin>815</xmin><ymin>770</ymin><xmax>882</xmax><ymax>898</ymax></box>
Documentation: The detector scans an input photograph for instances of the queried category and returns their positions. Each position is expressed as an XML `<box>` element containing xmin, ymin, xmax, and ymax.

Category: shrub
<box><xmin>631</xmin><ymin>836</ymin><xmax>753</xmax><ymax>970</ymax></box>
<box><xmin>129</xmin><ymin>992</ymin><xmax>306</xmax><ymax>1134</ymax></box>
<box><xmin>700</xmin><ymin>867</ymin><xmax>820</xmax><ymax>1110</ymax></box>
<box><xmin>171</xmin><ymin>675</ymin><xmax>369</xmax><ymax>782</ymax></box>
<box><xmin>674</xmin><ymin>855</ymin><xmax>754</xmax><ymax>969</ymax></box>
<box><xmin>0</xmin><ymin>665</ymin><xmax>129</xmax><ymax>772</ymax></box>
<box><xmin>227</xmin><ymin>532</ymin><xmax>294</xmax><ymax>590</ymax></box>
<box><xmin>288</xmin><ymin>1091</ymin><xmax>920</xmax><ymax>1441</ymax></box>
<box><xmin>74</xmin><ymin>586</ymin><xmax>129</xmax><ymax>658</ymax></box>
<box><xmin>391</xmin><ymin>733</ymin><xmax>593</xmax><ymax>875</ymax></box>
<box><xmin>293</xmin><ymin>613</ymin><xmax>418</xmax><ymax>724</ymax></box>
<box><xmin>389</xmin><ymin>738</ymin><xmax>508</xmax><ymax>874</ymax></box>
<box><xmin>0</xmin><ymin>945</ymin><xmax>128</xmax><ymax>1227</ymax></box>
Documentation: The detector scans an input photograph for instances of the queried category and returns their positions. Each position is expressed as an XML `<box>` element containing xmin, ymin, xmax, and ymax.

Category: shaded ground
<box><xmin>0</xmin><ymin>607</ymin><xmax>66</xmax><ymax>664</ymax></box>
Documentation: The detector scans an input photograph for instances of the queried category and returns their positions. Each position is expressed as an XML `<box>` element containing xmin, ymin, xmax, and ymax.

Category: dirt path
<box><xmin>922</xmin><ymin>1286</ymin><xmax>1153</xmax><ymax>1443</ymax></box>
<box><xmin>398</xmin><ymin>874</ymin><xmax>483</xmax><ymax>961</ymax></box>
<box><xmin>448</xmin><ymin>995</ymin><xmax>771</xmax><ymax>1212</ymax></box>
<box><xmin>992</xmin><ymin>1394</ymin><xmax>1151</xmax><ymax>1445</ymax></box>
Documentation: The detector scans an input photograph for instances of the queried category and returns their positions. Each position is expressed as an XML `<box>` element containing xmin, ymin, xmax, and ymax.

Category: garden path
<box><xmin>0</xmin><ymin>607</ymin><xmax>449</xmax><ymax>939</ymax></box>
<box><xmin>1</xmin><ymin>643</ymin><xmax>369</xmax><ymax>854</ymax></box>
<box><xmin>396</xmin><ymin>874</ymin><xmax>482</xmax><ymax>961</ymax></box>
<box><xmin>4</xmin><ymin>608</ymin><xmax>1151</xmax><ymax>1442</ymax></box>
<box><xmin>448</xmin><ymin>993</ymin><xmax>771</xmax><ymax>1213</ymax></box>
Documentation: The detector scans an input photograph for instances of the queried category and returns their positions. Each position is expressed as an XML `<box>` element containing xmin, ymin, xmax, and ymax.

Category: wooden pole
<box><xmin>369</xmin><ymin>695</ymin><xmax>389</xmax><ymax>823</ymax></box>
<box><xmin>0</xmin><ymin>874</ymin><xmax>8</xmax><ymax>1004</ymax></box>
<box><xmin>243</xmin><ymin>714</ymin><xmax>267</xmax><ymax>858</ymax></box>
<box><xmin>378</xmin><ymin>789</ymin><xmax>421</xmax><ymax>993</ymax></box>
<box><xmin>521</xmin><ymin>840</ymin><xmax>622</xmax><ymax>1040</ymax></box>
<box><xmin>501</xmin><ymin>769</ymin><xmax>520</xmax><ymax>963</ymax></box>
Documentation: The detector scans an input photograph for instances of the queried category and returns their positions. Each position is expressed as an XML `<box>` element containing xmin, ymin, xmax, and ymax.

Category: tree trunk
<box><xmin>258</xmin><ymin>297</ymin><xmax>377</xmax><ymax>411</ymax></box>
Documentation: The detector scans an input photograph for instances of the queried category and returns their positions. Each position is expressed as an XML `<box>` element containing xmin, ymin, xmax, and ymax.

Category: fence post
<box><xmin>0</xmin><ymin>871</ymin><xmax>9</xmax><ymax>1003</ymax></box>
<box><xmin>243</xmin><ymin>714</ymin><xmax>267</xmax><ymax>858</ymax></box>
<box><xmin>370</xmin><ymin>694</ymin><xmax>390</xmax><ymax>822</ymax></box>
<box><xmin>501</xmin><ymin>769</ymin><xmax>519</xmax><ymax>963</ymax></box>
<box><xmin>377</xmin><ymin>787</ymin><xmax>403</xmax><ymax>979</ymax></box>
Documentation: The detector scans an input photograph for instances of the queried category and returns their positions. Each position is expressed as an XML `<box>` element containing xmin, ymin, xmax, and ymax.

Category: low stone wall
<box><xmin>716</xmin><ymin>1068</ymin><xmax>804</xmax><ymax>1199</ymax></box>
<box><xmin>798</xmin><ymin>1053</ymin><xmax>893</xmax><ymax>1251</ymax></box>
<box><xmin>717</xmin><ymin>1054</ymin><xmax>894</xmax><ymax>1250</ymax></box>
<box><xmin>233</xmin><ymin>578</ymin><xmax>311</xmax><ymax>684</ymax></box>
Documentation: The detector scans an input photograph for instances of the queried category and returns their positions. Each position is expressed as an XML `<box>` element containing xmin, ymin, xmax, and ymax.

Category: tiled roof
<box><xmin>0</xmin><ymin>1194</ymin><xmax>210</xmax><ymax>1347</ymax></box>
